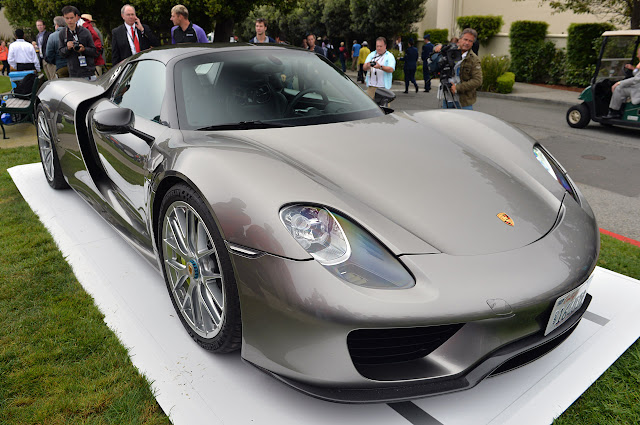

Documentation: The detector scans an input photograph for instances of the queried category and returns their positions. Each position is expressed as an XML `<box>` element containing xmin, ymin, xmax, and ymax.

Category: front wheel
<box><xmin>566</xmin><ymin>104</ymin><xmax>590</xmax><ymax>128</ymax></box>
<box><xmin>158</xmin><ymin>183</ymin><xmax>242</xmax><ymax>353</ymax></box>
<box><xmin>36</xmin><ymin>104</ymin><xmax>68</xmax><ymax>189</ymax></box>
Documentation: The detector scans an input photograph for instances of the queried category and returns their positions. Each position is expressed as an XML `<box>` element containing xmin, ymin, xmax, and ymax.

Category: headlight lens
<box><xmin>533</xmin><ymin>145</ymin><xmax>578</xmax><ymax>202</ymax></box>
<box><xmin>280</xmin><ymin>205</ymin><xmax>350</xmax><ymax>266</ymax></box>
<box><xmin>280</xmin><ymin>205</ymin><xmax>415</xmax><ymax>289</ymax></box>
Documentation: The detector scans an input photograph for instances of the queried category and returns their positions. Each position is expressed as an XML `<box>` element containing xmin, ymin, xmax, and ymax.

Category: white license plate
<box><xmin>544</xmin><ymin>276</ymin><xmax>592</xmax><ymax>336</ymax></box>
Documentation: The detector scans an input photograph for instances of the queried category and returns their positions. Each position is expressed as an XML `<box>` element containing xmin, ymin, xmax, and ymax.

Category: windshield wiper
<box><xmin>196</xmin><ymin>120</ymin><xmax>291</xmax><ymax>131</ymax></box>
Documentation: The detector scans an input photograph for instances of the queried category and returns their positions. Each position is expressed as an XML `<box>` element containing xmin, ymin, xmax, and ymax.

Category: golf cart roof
<box><xmin>602</xmin><ymin>30</ymin><xmax>640</xmax><ymax>37</ymax></box>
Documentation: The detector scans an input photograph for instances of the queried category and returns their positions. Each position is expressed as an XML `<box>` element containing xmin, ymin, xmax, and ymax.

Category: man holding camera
<box><xmin>362</xmin><ymin>37</ymin><xmax>396</xmax><ymax>99</ymax></box>
<box><xmin>59</xmin><ymin>5</ymin><xmax>97</xmax><ymax>80</ymax></box>
<box><xmin>434</xmin><ymin>28</ymin><xmax>482</xmax><ymax>109</ymax></box>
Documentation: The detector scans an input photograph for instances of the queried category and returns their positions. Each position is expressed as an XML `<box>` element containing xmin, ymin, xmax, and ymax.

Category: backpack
<box><xmin>14</xmin><ymin>73</ymin><xmax>36</xmax><ymax>96</ymax></box>
<box><xmin>327</xmin><ymin>47</ymin><xmax>336</xmax><ymax>62</ymax></box>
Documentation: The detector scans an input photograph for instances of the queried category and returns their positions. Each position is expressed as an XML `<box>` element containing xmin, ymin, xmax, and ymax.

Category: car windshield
<box><xmin>597</xmin><ymin>36</ymin><xmax>640</xmax><ymax>81</ymax></box>
<box><xmin>174</xmin><ymin>48</ymin><xmax>384</xmax><ymax>130</ymax></box>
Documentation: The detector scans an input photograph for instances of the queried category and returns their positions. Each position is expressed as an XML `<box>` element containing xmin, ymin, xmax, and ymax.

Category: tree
<box><xmin>2</xmin><ymin>0</ymin><xmax>124</xmax><ymax>41</ymax></box>
<box><xmin>240</xmin><ymin>0</ymin><xmax>425</xmax><ymax>47</ymax></box>
<box><xmin>350</xmin><ymin>0</ymin><xmax>425</xmax><ymax>42</ymax></box>
<box><xmin>323</xmin><ymin>0</ymin><xmax>351</xmax><ymax>41</ymax></box>
<box><xmin>239</xmin><ymin>0</ymin><xmax>324</xmax><ymax>45</ymax></box>
<box><xmin>207</xmin><ymin>0</ymin><xmax>296</xmax><ymax>42</ymax></box>
<box><xmin>523</xmin><ymin>0</ymin><xmax>640</xmax><ymax>29</ymax></box>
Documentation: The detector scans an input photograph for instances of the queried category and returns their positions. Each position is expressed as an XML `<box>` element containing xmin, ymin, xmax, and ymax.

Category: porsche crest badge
<box><xmin>497</xmin><ymin>213</ymin><xmax>514</xmax><ymax>226</ymax></box>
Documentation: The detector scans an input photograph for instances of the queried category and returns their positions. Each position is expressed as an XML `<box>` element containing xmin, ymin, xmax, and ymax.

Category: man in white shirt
<box><xmin>8</xmin><ymin>29</ymin><xmax>40</xmax><ymax>72</ymax></box>
<box><xmin>363</xmin><ymin>37</ymin><xmax>396</xmax><ymax>98</ymax></box>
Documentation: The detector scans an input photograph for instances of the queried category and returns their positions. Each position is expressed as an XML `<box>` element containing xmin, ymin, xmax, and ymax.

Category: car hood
<box><xmin>231</xmin><ymin>110</ymin><xmax>564</xmax><ymax>256</ymax></box>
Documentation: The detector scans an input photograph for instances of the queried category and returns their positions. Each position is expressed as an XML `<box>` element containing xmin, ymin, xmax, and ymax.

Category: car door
<box><xmin>89</xmin><ymin>59</ymin><xmax>170</xmax><ymax>249</ymax></box>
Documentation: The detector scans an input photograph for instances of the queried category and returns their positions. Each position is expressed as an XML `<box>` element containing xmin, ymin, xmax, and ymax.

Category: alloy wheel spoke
<box><xmin>186</xmin><ymin>208</ymin><xmax>198</xmax><ymax>256</ymax></box>
<box><xmin>195</xmin><ymin>221</ymin><xmax>215</xmax><ymax>257</ymax></box>
<box><xmin>185</xmin><ymin>275</ymin><xmax>199</xmax><ymax>312</ymax></box>
<box><xmin>173</xmin><ymin>272</ymin><xmax>189</xmax><ymax>293</ymax></box>
<box><xmin>167</xmin><ymin>210</ymin><xmax>190</xmax><ymax>258</ymax></box>
<box><xmin>38</xmin><ymin>114</ymin><xmax>51</xmax><ymax>142</ymax></box>
<box><xmin>37</xmin><ymin>113</ymin><xmax>55</xmax><ymax>179</ymax></box>
<box><xmin>204</xmin><ymin>278</ymin><xmax>224</xmax><ymax>315</ymax></box>
<box><xmin>200</xmin><ymin>268</ymin><xmax>222</xmax><ymax>280</ymax></box>
<box><xmin>42</xmin><ymin>150</ymin><xmax>53</xmax><ymax>176</ymax></box>
<box><xmin>200</xmin><ymin>284</ymin><xmax>222</xmax><ymax>328</ymax></box>
<box><xmin>165</xmin><ymin>258</ymin><xmax>187</xmax><ymax>273</ymax></box>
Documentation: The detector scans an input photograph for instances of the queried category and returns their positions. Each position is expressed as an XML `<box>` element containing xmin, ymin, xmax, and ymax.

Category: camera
<box><xmin>73</xmin><ymin>40</ymin><xmax>81</xmax><ymax>51</ymax></box>
<box><xmin>427</xmin><ymin>43</ymin><xmax>462</xmax><ymax>78</ymax></box>
<box><xmin>369</xmin><ymin>60</ymin><xmax>377</xmax><ymax>67</ymax></box>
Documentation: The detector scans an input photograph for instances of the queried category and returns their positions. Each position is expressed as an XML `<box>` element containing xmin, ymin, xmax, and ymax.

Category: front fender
<box><xmin>578</xmin><ymin>86</ymin><xmax>593</xmax><ymax>102</ymax></box>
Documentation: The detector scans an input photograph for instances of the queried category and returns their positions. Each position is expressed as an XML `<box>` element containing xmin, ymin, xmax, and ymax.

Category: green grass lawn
<box><xmin>0</xmin><ymin>145</ymin><xmax>639</xmax><ymax>424</ymax></box>
<box><xmin>0</xmin><ymin>146</ymin><xmax>170</xmax><ymax>425</ymax></box>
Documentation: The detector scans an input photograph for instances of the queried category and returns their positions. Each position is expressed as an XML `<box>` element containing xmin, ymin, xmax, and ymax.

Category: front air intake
<box><xmin>347</xmin><ymin>324</ymin><xmax>464</xmax><ymax>366</ymax></box>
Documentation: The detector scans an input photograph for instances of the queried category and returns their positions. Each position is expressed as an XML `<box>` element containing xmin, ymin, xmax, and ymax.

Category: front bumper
<box><xmin>229</xmin><ymin>196</ymin><xmax>598</xmax><ymax>403</ymax></box>
<box><xmin>252</xmin><ymin>294</ymin><xmax>590</xmax><ymax>403</ymax></box>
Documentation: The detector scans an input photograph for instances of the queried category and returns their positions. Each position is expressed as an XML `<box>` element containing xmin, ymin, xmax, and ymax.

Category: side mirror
<box><xmin>93</xmin><ymin>107</ymin><xmax>155</xmax><ymax>144</ymax></box>
<box><xmin>93</xmin><ymin>107</ymin><xmax>134</xmax><ymax>133</ymax></box>
<box><xmin>373</xmin><ymin>87</ymin><xmax>396</xmax><ymax>109</ymax></box>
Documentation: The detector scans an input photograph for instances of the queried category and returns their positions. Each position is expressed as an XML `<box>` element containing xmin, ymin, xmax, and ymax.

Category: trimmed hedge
<box><xmin>510</xmin><ymin>20</ymin><xmax>547</xmax><ymax>42</ymax></box>
<box><xmin>423</xmin><ymin>28</ymin><xmax>449</xmax><ymax>45</ymax></box>
<box><xmin>481</xmin><ymin>55</ymin><xmax>511</xmax><ymax>92</ymax></box>
<box><xmin>392</xmin><ymin>64</ymin><xmax>424</xmax><ymax>82</ymax></box>
<box><xmin>567</xmin><ymin>23</ymin><xmax>615</xmax><ymax>69</ymax></box>
<box><xmin>496</xmin><ymin>72</ymin><xmax>515</xmax><ymax>94</ymax></box>
<box><xmin>510</xmin><ymin>21</ymin><xmax>551</xmax><ymax>83</ymax></box>
<box><xmin>565</xmin><ymin>22</ymin><xmax>615</xmax><ymax>86</ymax></box>
<box><xmin>457</xmin><ymin>15</ymin><xmax>504</xmax><ymax>45</ymax></box>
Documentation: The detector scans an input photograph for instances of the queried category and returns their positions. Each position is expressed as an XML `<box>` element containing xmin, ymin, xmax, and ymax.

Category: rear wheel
<box><xmin>566</xmin><ymin>104</ymin><xmax>590</xmax><ymax>128</ymax></box>
<box><xmin>36</xmin><ymin>104</ymin><xmax>68</xmax><ymax>189</ymax></box>
<box><xmin>158</xmin><ymin>183</ymin><xmax>242</xmax><ymax>353</ymax></box>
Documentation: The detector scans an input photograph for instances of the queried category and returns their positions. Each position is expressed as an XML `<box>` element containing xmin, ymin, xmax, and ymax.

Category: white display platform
<box><xmin>10</xmin><ymin>162</ymin><xmax>640</xmax><ymax>425</ymax></box>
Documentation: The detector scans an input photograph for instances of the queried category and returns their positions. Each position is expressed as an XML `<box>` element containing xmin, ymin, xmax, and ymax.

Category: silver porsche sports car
<box><xmin>35</xmin><ymin>44</ymin><xmax>599</xmax><ymax>403</ymax></box>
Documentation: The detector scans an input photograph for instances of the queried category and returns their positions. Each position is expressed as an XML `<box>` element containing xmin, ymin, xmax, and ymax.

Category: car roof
<box><xmin>131</xmin><ymin>43</ymin><xmax>309</xmax><ymax>64</ymax></box>
<box><xmin>602</xmin><ymin>30</ymin><xmax>640</xmax><ymax>37</ymax></box>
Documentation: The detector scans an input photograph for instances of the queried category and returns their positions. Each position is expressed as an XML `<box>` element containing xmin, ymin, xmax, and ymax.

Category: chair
<box><xmin>0</xmin><ymin>74</ymin><xmax>44</xmax><ymax>139</ymax></box>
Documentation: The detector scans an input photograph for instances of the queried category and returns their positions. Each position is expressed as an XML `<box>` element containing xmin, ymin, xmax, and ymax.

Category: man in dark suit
<box><xmin>35</xmin><ymin>19</ymin><xmax>52</xmax><ymax>76</ymax></box>
<box><xmin>421</xmin><ymin>34</ymin><xmax>434</xmax><ymax>92</ymax></box>
<box><xmin>111</xmin><ymin>4</ymin><xmax>159</xmax><ymax>66</ymax></box>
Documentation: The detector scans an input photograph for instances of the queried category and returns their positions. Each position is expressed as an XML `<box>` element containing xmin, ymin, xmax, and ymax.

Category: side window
<box><xmin>112</xmin><ymin>60</ymin><xmax>166</xmax><ymax>123</ymax></box>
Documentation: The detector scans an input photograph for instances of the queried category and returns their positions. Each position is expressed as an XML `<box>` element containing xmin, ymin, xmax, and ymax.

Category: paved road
<box><xmin>375</xmin><ymin>84</ymin><xmax>640</xmax><ymax>241</ymax></box>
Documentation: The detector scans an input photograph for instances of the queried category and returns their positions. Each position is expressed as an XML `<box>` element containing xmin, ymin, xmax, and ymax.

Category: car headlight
<box><xmin>280</xmin><ymin>205</ymin><xmax>415</xmax><ymax>289</ymax></box>
<box><xmin>533</xmin><ymin>144</ymin><xmax>578</xmax><ymax>203</ymax></box>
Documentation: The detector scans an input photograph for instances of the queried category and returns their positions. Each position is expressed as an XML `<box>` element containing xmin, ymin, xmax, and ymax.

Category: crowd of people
<box><xmin>2</xmin><ymin>3</ymin><xmax>209</xmax><ymax>81</ymax></box>
<box><xmin>1</xmin><ymin>6</ymin><xmax>487</xmax><ymax>110</ymax></box>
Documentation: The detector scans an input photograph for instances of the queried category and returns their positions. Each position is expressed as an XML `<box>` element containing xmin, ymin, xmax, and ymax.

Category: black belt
<box><xmin>16</xmin><ymin>63</ymin><xmax>36</xmax><ymax>71</ymax></box>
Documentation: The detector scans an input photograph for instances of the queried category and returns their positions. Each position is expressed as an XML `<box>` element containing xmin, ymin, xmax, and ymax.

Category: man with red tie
<box><xmin>111</xmin><ymin>4</ymin><xmax>159</xmax><ymax>66</ymax></box>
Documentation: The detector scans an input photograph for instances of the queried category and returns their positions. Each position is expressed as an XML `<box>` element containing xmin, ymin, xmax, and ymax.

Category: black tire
<box><xmin>158</xmin><ymin>183</ymin><xmax>242</xmax><ymax>353</ymax></box>
<box><xmin>566</xmin><ymin>103</ymin><xmax>590</xmax><ymax>129</ymax></box>
<box><xmin>36</xmin><ymin>104</ymin><xmax>68</xmax><ymax>189</ymax></box>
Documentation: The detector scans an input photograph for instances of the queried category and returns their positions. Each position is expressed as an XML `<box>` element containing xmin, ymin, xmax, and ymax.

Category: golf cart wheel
<box><xmin>566</xmin><ymin>104</ymin><xmax>590</xmax><ymax>128</ymax></box>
